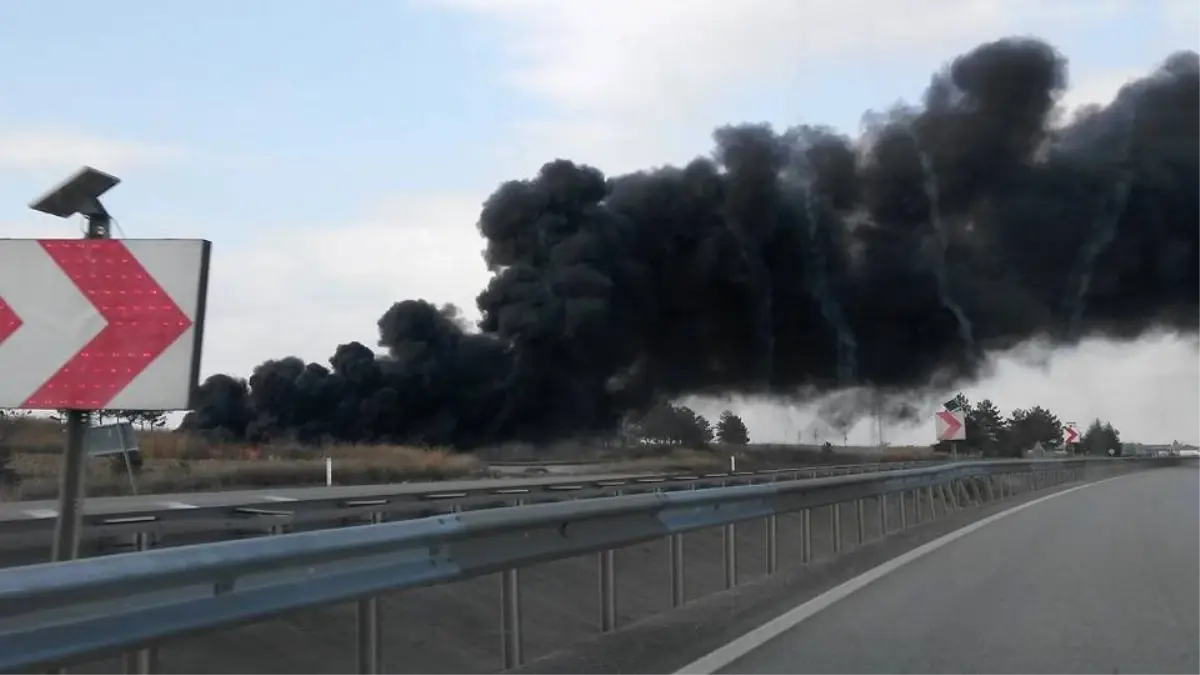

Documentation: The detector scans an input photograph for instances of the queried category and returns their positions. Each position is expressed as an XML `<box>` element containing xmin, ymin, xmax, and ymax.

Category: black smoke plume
<box><xmin>183</xmin><ymin>38</ymin><xmax>1199</xmax><ymax>448</ymax></box>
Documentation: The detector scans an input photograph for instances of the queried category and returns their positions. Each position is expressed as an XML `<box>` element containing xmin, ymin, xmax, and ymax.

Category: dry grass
<box><xmin>0</xmin><ymin>417</ymin><xmax>934</xmax><ymax>502</ymax></box>
<box><xmin>1</xmin><ymin>418</ymin><xmax>485</xmax><ymax>501</ymax></box>
<box><xmin>597</xmin><ymin>448</ymin><xmax>727</xmax><ymax>474</ymax></box>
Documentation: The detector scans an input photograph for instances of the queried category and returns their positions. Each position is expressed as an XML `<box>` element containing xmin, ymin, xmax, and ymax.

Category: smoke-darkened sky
<box><xmin>180</xmin><ymin>37</ymin><xmax>1197</xmax><ymax>447</ymax></box>
<box><xmin>3</xmin><ymin>4</ymin><xmax>1195</xmax><ymax>444</ymax></box>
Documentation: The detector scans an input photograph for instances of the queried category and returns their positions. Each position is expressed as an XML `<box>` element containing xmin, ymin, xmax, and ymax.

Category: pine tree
<box><xmin>716</xmin><ymin>410</ymin><xmax>750</xmax><ymax>445</ymax></box>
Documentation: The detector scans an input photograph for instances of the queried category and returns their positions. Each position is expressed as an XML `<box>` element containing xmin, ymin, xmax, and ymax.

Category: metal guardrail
<box><xmin>0</xmin><ymin>460</ymin><xmax>937</xmax><ymax>550</ymax></box>
<box><xmin>0</xmin><ymin>456</ymin><xmax>1178</xmax><ymax>674</ymax></box>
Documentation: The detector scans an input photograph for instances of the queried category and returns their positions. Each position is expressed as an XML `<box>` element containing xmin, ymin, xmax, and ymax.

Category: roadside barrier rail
<box><xmin>0</xmin><ymin>456</ymin><xmax>1181</xmax><ymax>674</ymax></box>
<box><xmin>0</xmin><ymin>460</ymin><xmax>936</xmax><ymax>549</ymax></box>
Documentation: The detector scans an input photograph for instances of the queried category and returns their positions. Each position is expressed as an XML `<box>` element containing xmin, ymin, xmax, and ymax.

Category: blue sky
<box><xmin>0</xmin><ymin>1</ymin><xmax>1195</xmax><ymax>443</ymax></box>
<box><xmin>0</xmin><ymin>1</ymin><xmax>537</xmax><ymax>238</ymax></box>
<box><xmin>1</xmin><ymin>1</ymin><xmax>1185</xmax><ymax>242</ymax></box>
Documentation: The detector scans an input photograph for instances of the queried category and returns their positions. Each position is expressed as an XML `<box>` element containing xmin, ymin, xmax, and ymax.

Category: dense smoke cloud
<box><xmin>184</xmin><ymin>38</ymin><xmax>1199</xmax><ymax>448</ymax></box>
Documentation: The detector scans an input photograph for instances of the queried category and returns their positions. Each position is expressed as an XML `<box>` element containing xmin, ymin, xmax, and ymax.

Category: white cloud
<box><xmin>458</xmin><ymin>0</ymin><xmax>1093</xmax><ymax>112</ymax></box>
<box><xmin>0</xmin><ymin>128</ymin><xmax>184</xmax><ymax>174</ymax></box>
<box><xmin>1162</xmin><ymin>0</ymin><xmax>1200</xmax><ymax>45</ymax></box>
<box><xmin>446</xmin><ymin>0</ymin><xmax>1132</xmax><ymax>173</ymax></box>
<box><xmin>1060</xmin><ymin>68</ymin><xmax>1143</xmax><ymax>112</ymax></box>
<box><xmin>199</xmin><ymin>194</ymin><xmax>491</xmax><ymax>378</ymax></box>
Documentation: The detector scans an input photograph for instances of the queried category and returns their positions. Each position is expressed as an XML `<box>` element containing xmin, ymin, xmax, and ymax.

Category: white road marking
<box><xmin>161</xmin><ymin>501</ymin><xmax>198</xmax><ymax>509</ymax></box>
<box><xmin>261</xmin><ymin>495</ymin><xmax>297</xmax><ymax>502</ymax></box>
<box><xmin>674</xmin><ymin>474</ymin><xmax>1133</xmax><ymax>675</ymax></box>
<box><xmin>24</xmin><ymin>509</ymin><xmax>58</xmax><ymax>519</ymax></box>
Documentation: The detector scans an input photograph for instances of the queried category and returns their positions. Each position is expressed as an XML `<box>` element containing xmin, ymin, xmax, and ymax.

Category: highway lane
<box><xmin>693</xmin><ymin>466</ymin><xmax>1199</xmax><ymax>675</ymax></box>
<box><xmin>0</xmin><ymin>462</ymin><xmax>915</xmax><ymax>535</ymax></box>
<box><xmin>0</xmin><ymin>463</ymin><xmax>903</xmax><ymax>522</ymax></box>
<box><xmin>0</xmin><ymin>471</ymin><xmax>657</xmax><ymax>520</ymax></box>
<box><xmin>0</xmin><ymin>464</ymin><xmax>918</xmax><ymax>563</ymax></box>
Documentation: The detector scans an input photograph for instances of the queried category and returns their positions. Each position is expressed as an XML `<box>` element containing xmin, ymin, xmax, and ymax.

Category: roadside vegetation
<box><xmin>0</xmin><ymin>408</ymin><xmax>924</xmax><ymax>501</ymax></box>
<box><xmin>0</xmin><ymin>396</ymin><xmax>1125</xmax><ymax>501</ymax></box>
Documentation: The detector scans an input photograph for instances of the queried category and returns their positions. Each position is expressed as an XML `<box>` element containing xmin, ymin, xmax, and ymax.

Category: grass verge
<box><xmin>0</xmin><ymin>417</ymin><xmax>934</xmax><ymax>501</ymax></box>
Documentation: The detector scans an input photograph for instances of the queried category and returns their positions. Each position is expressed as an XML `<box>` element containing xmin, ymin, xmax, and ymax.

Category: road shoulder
<box><xmin>506</xmin><ymin>482</ymin><xmax>1091</xmax><ymax>675</ymax></box>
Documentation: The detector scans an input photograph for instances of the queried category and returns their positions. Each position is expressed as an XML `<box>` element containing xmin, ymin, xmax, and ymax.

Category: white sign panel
<box><xmin>0</xmin><ymin>238</ymin><xmax>211</xmax><ymax>410</ymax></box>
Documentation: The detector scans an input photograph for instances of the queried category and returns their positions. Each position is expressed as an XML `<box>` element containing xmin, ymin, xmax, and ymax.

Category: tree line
<box><xmin>937</xmin><ymin>393</ymin><xmax>1123</xmax><ymax>457</ymax></box>
<box><xmin>0</xmin><ymin>395</ymin><xmax>1125</xmax><ymax>460</ymax></box>
<box><xmin>628</xmin><ymin>394</ymin><xmax>1125</xmax><ymax>457</ymax></box>
<box><xmin>626</xmin><ymin>403</ymin><xmax>750</xmax><ymax>445</ymax></box>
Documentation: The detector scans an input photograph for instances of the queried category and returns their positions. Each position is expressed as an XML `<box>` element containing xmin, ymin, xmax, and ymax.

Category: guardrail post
<box><xmin>501</xmin><ymin>566</ymin><xmax>522</xmax><ymax>669</ymax></box>
<box><xmin>599</xmin><ymin>488</ymin><xmax>619</xmax><ymax>633</ymax></box>
<box><xmin>122</xmin><ymin>531</ymin><xmax>156</xmax><ymax>675</ymax></box>
<box><xmin>831</xmin><ymin>504</ymin><xmax>843</xmax><ymax>554</ymax></box>
<box><xmin>925</xmin><ymin>486</ymin><xmax>935</xmax><ymax>520</ymax></box>
<box><xmin>356</xmin><ymin>512</ymin><xmax>385</xmax><ymax>674</ymax></box>
<box><xmin>501</xmin><ymin>499</ymin><xmax>524</xmax><ymax>670</ymax></box>
<box><xmin>878</xmin><ymin>494</ymin><xmax>889</xmax><ymax>536</ymax></box>
<box><xmin>599</xmin><ymin>549</ymin><xmax>616</xmax><ymax>632</ymax></box>
<box><xmin>898</xmin><ymin>491</ymin><xmax>908</xmax><ymax>529</ymax></box>
<box><xmin>765</xmin><ymin>514</ymin><xmax>778</xmax><ymax>575</ymax></box>
<box><xmin>669</xmin><ymin>533</ymin><xmax>685</xmax><ymax>607</ymax></box>
<box><xmin>854</xmin><ymin>499</ymin><xmax>866</xmax><ymax>546</ymax></box>
<box><xmin>800</xmin><ymin>509</ymin><xmax>812</xmax><ymax>563</ymax></box>
<box><xmin>722</xmin><ymin>523</ymin><xmax>737</xmax><ymax>589</ymax></box>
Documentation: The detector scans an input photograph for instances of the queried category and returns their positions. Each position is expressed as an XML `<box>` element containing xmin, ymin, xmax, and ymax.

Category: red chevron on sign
<box><xmin>935</xmin><ymin>409</ymin><xmax>966</xmax><ymax>441</ymax></box>
<box><xmin>0</xmin><ymin>238</ymin><xmax>211</xmax><ymax>411</ymax></box>
<box><xmin>25</xmin><ymin>240</ymin><xmax>191</xmax><ymax>408</ymax></box>
<box><xmin>1063</xmin><ymin>425</ymin><xmax>1080</xmax><ymax>444</ymax></box>
<box><xmin>0</xmin><ymin>297</ymin><xmax>21</xmax><ymax>347</ymax></box>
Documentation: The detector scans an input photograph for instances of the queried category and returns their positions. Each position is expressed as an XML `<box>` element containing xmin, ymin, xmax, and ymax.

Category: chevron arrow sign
<box><xmin>0</xmin><ymin>238</ymin><xmax>211</xmax><ymax>411</ymax></box>
<box><xmin>935</xmin><ymin>408</ymin><xmax>966</xmax><ymax>442</ymax></box>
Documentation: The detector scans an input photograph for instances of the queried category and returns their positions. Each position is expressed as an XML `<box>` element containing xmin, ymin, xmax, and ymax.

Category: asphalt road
<box><xmin>700</xmin><ymin>467</ymin><xmax>1199</xmax><ymax>675</ymax></box>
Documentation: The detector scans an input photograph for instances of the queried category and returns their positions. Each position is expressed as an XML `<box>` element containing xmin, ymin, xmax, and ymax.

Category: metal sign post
<box><xmin>53</xmin><ymin>199</ymin><xmax>111</xmax><ymax>562</ymax></box>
